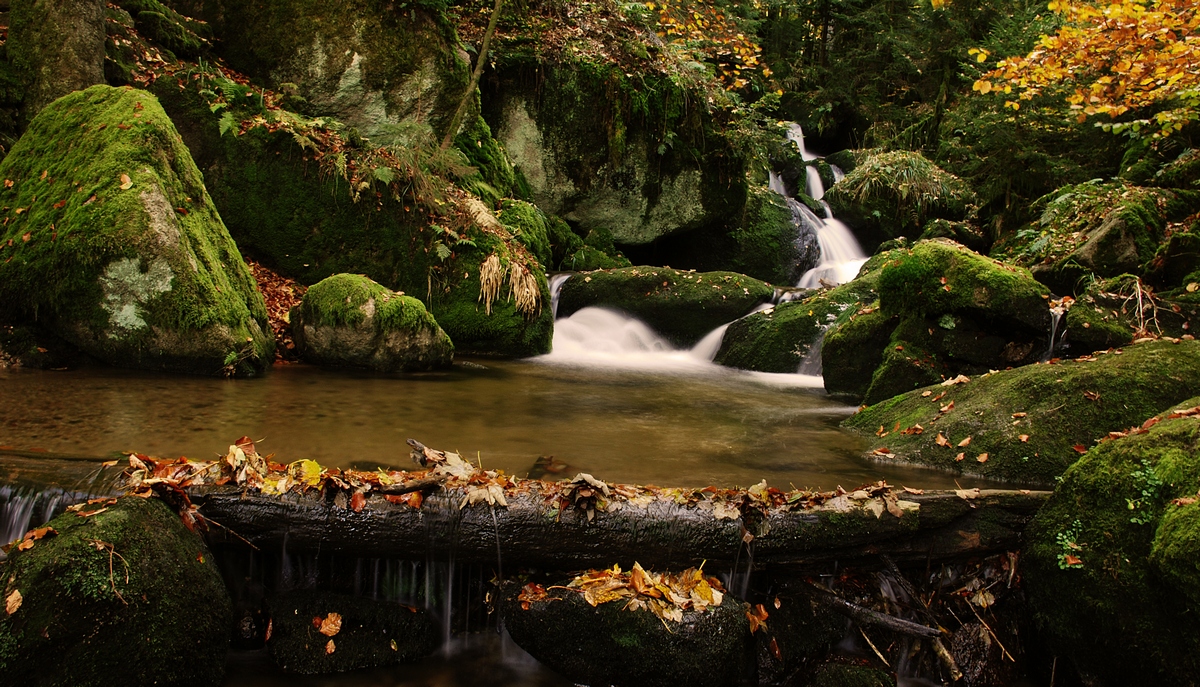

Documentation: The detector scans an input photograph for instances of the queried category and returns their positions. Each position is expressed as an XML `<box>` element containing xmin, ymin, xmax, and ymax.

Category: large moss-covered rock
<box><xmin>154</xmin><ymin>79</ymin><xmax>552</xmax><ymax>357</ymax></box>
<box><xmin>0</xmin><ymin>85</ymin><xmax>274</xmax><ymax>376</ymax></box>
<box><xmin>991</xmin><ymin>180</ymin><xmax>1200</xmax><ymax>294</ymax></box>
<box><xmin>165</xmin><ymin>0</ymin><xmax>470</xmax><ymax>140</ymax></box>
<box><xmin>291</xmin><ymin>274</ymin><xmax>453</xmax><ymax>371</ymax></box>
<box><xmin>824</xmin><ymin>150</ymin><xmax>974</xmax><ymax>239</ymax></box>
<box><xmin>486</xmin><ymin>60</ymin><xmax>746</xmax><ymax>246</ymax></box>
<box><xmin>8</xmin><ymin>0</ymin><xmax>106</xmax><ymax>117</ymax></box>
<box><xmin>844</xmin><ymin>340</ymin><xmax>1200</xmax><ymax>485</ymax></box>
<box><xmin>850</xmin><ymin>239</ymin><xmax>1052</xmax><ymax>403</ymax></box>
<box><xmin>1151</xmin><ymin>148</ymin><xmax>1200</xmax><ymax>190</ymax></box>
<box><xmin>0</xmin><ymin>496</ymin><xmax>231</xmax><ymax>686</ymax></box>
<box><xmin>502</xmin><ymin>583</ymin><xmax>754</xmax><ymax>687</ymax></box>
<box><xmin>1023</xmin><ymin>405</ymin><xmax>1200</xmax><ymax>684</ymax></box>
<box><xmin>266</xmin><ymin>591</ymin><xmax>438</xmax><ymax>674</ymax></box>
<box><xmin>557</xmin><ymin>266</ymin><xmax>773</xmax><ymax>347</ymax></box>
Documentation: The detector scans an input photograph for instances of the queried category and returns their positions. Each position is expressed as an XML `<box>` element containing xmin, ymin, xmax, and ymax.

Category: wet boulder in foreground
<box><xmin>0</xmin><ymin>496</ymin><xmax>231</xmax><ymax>687</ymax></box>
<box><xmin>291</xmin><ymin>273</ymin><xmax>453</xmax><ymax>372</ymax></box>
<box><xmin>1023</xmin><ymin>399</ymin><xmax>1200</xmax><ymax>685</ymax></box>
<box><xmin>844</xmin><ymin>339</ymin><xmax>1200</xmax><ymax>485</ymax></box>
<box><xmin>556</xmin><ymin>266</ymin><xmax>773</xmax><ymax>347</ymax></box>
<box><xmin>0</xmin><ymin>85</ymin><xmax>274</xmax><ymax>376</ymax></box>
<box><xmin>502</xmin><ymin>573</ymin><xmax>754</xmax><ymax>687</ymax></box>
<box><xmin>266</xmin><ymin>591</ymin><xmax>438</xmax><ymax>674</ymax></box>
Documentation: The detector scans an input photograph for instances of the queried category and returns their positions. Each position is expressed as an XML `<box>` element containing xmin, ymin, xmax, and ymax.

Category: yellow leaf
<box><xmin>5</xmin><ymin>589</ymin><xmax>20</xmax><ymax>615</ymax></box>
<box><xmin>119</xmin><ymin>174</ymin><xmax>133</xmax><ymax>190</ymax></box>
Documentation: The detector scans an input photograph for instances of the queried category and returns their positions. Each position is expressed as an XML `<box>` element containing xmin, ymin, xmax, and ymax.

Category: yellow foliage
<box><xmin>648</xmin><ymin>0</ymin><xmax>767</xmax><ymax>90</ymax></box>
<box><xmin>975</xmin><ymin>0</ymin><xmax>1199</xmax><ymax>138</ymax></box>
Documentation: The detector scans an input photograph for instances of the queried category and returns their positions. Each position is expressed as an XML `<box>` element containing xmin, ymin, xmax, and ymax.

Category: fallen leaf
<box><xmin>1019</xmin><ymin>434</ymin><xmax>1030</xmax><ymax>442</ymax></box>
<box><xmin>319</xmin><ymin>612</ymin><xmax>342</xmax><ymax>637</ymax></box>
<box><xmin>1063</xmin><ymin>554</ymin><xmax>1083</xmax><ymax>567</ymax></box>
<box><xmin>3</xmin><ymin>179</ymin><xmax>11</xmax><ymax>188</ymax></box>
<box><xmin>922</xmin><ymin>390</ymin><xmax>932</xmax><ymax>397</ymax></box>
<box><xmin>746</xmin><ymin>603</ymin><xmax>769</xmax><ymax>634</ymax></box>
<box><xmin>955</xmin><ymin>452</ymin><xmax>965</xmax><ymax>462</ymax></box>
<box><xmin>940</xmin><ymin>400</ymin><xmax>955</xmax><ymax>413</ymax></box>
<box><xmin>350</xmin><ymin>492</ymin><xmax>366</xmax><ymax>513</ymax></box>
<box><xmin>1073</xmin><ymin>444</ymin><xmax>1089</xmax><ymax>454</ymax></box>
<box><xmin>976</xmin><ymin>453</ymin><xmax>989</xmax><ymax>463</ymax></box>
<box><xmin>21</xmin><ymin>232</ymin><xmax>30</xmax><ymax>242</ymax></box>
<box><xmin>325</xmin><ymin>639</ymin><xmax>336</xmax><ymax>654</ymax></box>
<box><xmin>957</xmin><ymin>436</ymin><xmax>972</xmax><ymax>447</ymax></box>
<box><xmin>52</xmin><ymin>200</ymin><xmax>66</xmax><ymax>209</ymax></box>
<box><xmin>264</xmin><ymin>619</ymin><xmax>272</xmax><ymax>642</ymax></box>
<box><xmin>119</xmin><ymin>174</ymin><xmax>133</xmax><ymax>190</ymax></box>
<box><xmin>1012</xmin><ymin>412</ymin><xmax>1027</xmax><ymax>418</ymax></box>
<box><xmin>390</xmin><ymin>639</ymin><xmax>398</xmax><ymax>651</ymax></box>
<box><xmin>1083</xmin><ymin>390</ymin><xmax>1101</xmax><ymax>401</ymax></box>
<box><xmin>936</xmin><ymin>433</ymin><xmax>949</xmax><ymax>447</ymax></box>
<box><xmin>5</xmin><ymin>589</ymin><xmax>20</xmax><ymax>615</ymax></box>
<box><xmin>955</xmin><ymin>488</ymin><xmax>981</xmax><ymax>500</ymax></box>
<box><xmin>903</xmin><ymin>486</ymin><xmax>925</xmax><ymax>495</ymax></box>
<box><xmin>174</xmin><ymin>207</ymin><xmax>188</xmax><ymax>216</ymax></box>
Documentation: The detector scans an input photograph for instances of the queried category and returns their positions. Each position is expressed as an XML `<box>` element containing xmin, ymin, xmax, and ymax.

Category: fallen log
<box><xmin>0</xmin><ymin>449</ymin><xmax>1049</xmax><ymax>573</ymax></box>
<box><xmin>190</xmin><ymin>483</ymin><xmax>1047</xmax><ymax>572</ymax></box>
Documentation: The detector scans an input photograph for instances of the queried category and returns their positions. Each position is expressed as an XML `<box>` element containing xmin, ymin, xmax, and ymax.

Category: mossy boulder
<box><xmin>991</xmin><ymin>180</ymin><xmax>1200</xmax><ymax>294</ymax></box>
<box><xmin>502</xmin><ymin>583</ymin><xmax>754</xmax><ymax>687</ymax></box>
<box><xmin>557</xmin><ymin>267</ymin><xmax>773</xmax><ymax>347</ymax></box>
<box><xmin>844</xmin><ymin>340</ymin><xmax>1200</xmax><ymax>485</ymax></box>
<box><xmin>824</xmin><ymin>150</ymin><xmax>974</xmax><ymax>239</ymax></box>
<box><xmin>0</xmin><ymin>85</ymin><xmax>274</xmax><ymax>376</ymax></box>
<box><xmin>0</xmin><ymin>496</ymin><xmax>231</xmax><ymax>686</ymax></box>
<box><xmin>486</xmin><ymin>60</ymin><xmax>746</xmax><ymax>246</ymax></box>
<box><xmin>8</xmin><ymin>0</ymin><xmax>106</xmax><ymax>117</ymax></box>
<box><xmin>266</xmin><ymin>591</ymin><xmax>438</xmax><ymax>674</ymax></box>
<box><xmin>498</xmin><ymin>199</ymin><xmax>551</xmax><ymax>268</ymax></box>
<box><xmin>1151</xmin><ymin>148</ymin><xmax>1200</xmax><ymax>190</ymax></box>
<box><xmin>917</xmin><ymin>218</ymin><xmax>987</xmax><ymax>253</ymax></box>
<box><xmin>166</xmin><ymin>0</ymin><xmax>470</xmax><ymax>140</ymax></box>
<box><xmin>715</xmin><ymin>262</ymin><xmax>883</xmax><ymax>374</ymax></box>
<box><xmin>755</xmin><ymin>584</ymin><xmax>846</xmax><ymax>684</ymax></box>
<box><xmin>154</xmin><ymin>80</ymin><xmax>552</xmax><ymax>357</ymax></box>
<box><xmin>1061</xmin><ymin>275</ymin><xmax>1200</xmax><ymax>354</ymax></box>
<box><xmin>1023</xmin><ymin>406</ymin><xmax>1200</xmax><ymax>684</ymax></box>
<box><xmin>291</xmin><ymin>274</ymin><xmax>453</xmax><ymax>372</ymax></box>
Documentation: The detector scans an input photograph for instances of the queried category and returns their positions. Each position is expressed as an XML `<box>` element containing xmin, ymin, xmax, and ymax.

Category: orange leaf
<box><xmin>1073</xmin><ymin>444</ymin><xmax>1089</xmax><ymax>454</ymax></box>
<box><xmin>955</xmin><ymin>452</ymin><xmax>965</xmax><ymax>462</ymax></box>
<box><xmin>319</xmin><ymin>612</ymin><xmax>342</xmax><ymax>637</ymax></box>
<box><xmin>936</xmin><ymin>433</ymin><xmax>949</xmax><ymax>447</ymax></box>
<box><xmin>350</xmin><ymin>492</ymin><xmax>366</xmax><ymax>513</ymax></box>
<box><xmin>957</xmin><ymin>436</ymin><xmax>972</xmax><ymax>447</ymax></box>
<box><xmin>976</xmin><ymin>453</ymin><xmax>989</xmax><ymax>463</ymax></box>
<box><xmin>1064</xmin><ymin>554</ymin><xmax>1083</xmax><ymax>567</ymax></box>
<box><xmin>1019</xmin><ymin>434</ymin><xmax>1030</xmax><ymax>442</ymax></box>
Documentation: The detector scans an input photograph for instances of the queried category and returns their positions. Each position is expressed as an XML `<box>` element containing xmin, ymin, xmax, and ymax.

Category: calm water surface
<box><xmin>1</xmin><ymin>355</ymin><xmax>988</xmax><ymax>490</ymax></box>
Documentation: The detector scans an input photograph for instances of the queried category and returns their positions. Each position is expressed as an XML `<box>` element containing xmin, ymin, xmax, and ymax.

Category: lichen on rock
<box><xmin>0</xmin><ymin>84</ymin><xmax>274</xmax><ymax>376</ymax></box>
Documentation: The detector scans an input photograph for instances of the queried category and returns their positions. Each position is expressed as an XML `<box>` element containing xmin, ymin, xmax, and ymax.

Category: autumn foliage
<box><xmin>647</xmin><ymin>0</ymin><xmax>768</xmax><ymax>89</ymax></box>
<box><xmin>973</xmin><ymin>0</ymin><xmax>1199</xmax><ymax>137</ymax></box>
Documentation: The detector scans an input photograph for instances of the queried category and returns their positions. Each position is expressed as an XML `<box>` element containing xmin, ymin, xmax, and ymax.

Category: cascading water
<box><xmin>778</xmin><ymin>123</ymin><xmax>869</xmax><ymax>290</ymax></box>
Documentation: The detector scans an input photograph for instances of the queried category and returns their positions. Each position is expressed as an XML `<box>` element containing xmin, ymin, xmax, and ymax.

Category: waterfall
<box><xmin>779</xmin><ymin>123</ymin><xmax>868</xmax><ymax>290</ymax></box>
<box><xmin>541</xmin><ymin>307</ymin><xmax>726</xmax><ymax>371</ymax></box>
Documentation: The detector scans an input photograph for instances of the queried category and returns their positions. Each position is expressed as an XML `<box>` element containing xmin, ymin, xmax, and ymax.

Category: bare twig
<box><xmin>806</xmin><ymin>581</ymin><xmax>941</xmax><ymax>638</ymax></box>
<box><xmin>964</xmin><ymin>597</ymin><xmax>1015</xmax><ymax>662</ymax></box>
<box><xmin>376</xmin><ymin>475</ymin><xmax>448</xmax><ymax>495</ymax></box>
<box><xmin>440</xmin><ymin>0</ymin><xmax>504</xmax><ymax>150</ymax></box>
<box><xmin>859</xmin><ymin>627</ymin><xmax>891</xmax><ymax>667</ymax></box>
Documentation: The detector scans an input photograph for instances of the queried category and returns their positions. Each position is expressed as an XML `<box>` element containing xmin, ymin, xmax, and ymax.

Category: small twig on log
<box><xmin>859</xmin><ymin>627</ymin><xmax>890</xmax><ymax>667</ymax></box>
<box><xmin>806</xmin><ymin>581</ymin><xmax>941</xmax><ymax>638</ymax></box>
<box><xmin>200</xmin><ymin>515</ymin><xmax>260</xmax><ymax>550</ymax></box>
<box><xmin>376</xmin><ymin>475</ymin><xmax>448</xmax><ymax>495</ymax></box>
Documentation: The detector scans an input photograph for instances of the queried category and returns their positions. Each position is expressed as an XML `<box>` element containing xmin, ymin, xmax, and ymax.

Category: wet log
<box><xmin>189</xmin><ymin>483</ymin><xmax>1048</xmax><ymax>573</ymax></box>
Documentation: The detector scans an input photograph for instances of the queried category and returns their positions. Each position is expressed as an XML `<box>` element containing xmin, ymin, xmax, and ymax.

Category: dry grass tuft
<box><xmin>478</xmin><ymin>254</ymin><xmax>505</xmax><ymax>315</ymax></box>
<box><xmin>510</xmin><ymin>262</ymin><xmax>543</xmax><ymax>318</ymax></box>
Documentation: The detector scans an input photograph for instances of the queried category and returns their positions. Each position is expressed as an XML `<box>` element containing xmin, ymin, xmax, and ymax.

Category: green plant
<box><xmin>1127</xmin><ymin>458</ymin><xmax>1164</xmax><ymax>525</ymax></box>
<box><xmin>1055</xmin><ymin>519</ymin><xmax>1085</xmax><ymax>569</ymax></box>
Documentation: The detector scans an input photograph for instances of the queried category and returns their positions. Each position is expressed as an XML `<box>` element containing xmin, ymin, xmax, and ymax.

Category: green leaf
<box><xmin>372</xmin><ymin>166</ymin><xmax>396</xmax><ymax>184</ymax></box>
<box><xmin>218</xmin><ymin>111</ymin><xmax>237</xmax><ymax>137</ymax></box>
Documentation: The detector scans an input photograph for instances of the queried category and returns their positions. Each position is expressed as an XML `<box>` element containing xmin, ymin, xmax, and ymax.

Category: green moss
<box><xmin>1024</xmin><ymin>413</ymin><xmax>1200</xmax><ymax>683</ymax></box>
<box><xmin>824</xmin><ymin>150</ymin><xmax>974</xmax><ymax>237</ymax></box>
<box><xmin>879</xmin><ymin>239</ymin><xmax>1051</xmax><ymax>330</ymax></box>
<box><xmin>1064</xmin><ymin>300</ymin><xmax>1134</xmax><ymax>352</ymax></box>
<box><xmin>154</xmin><ymin>81</ymin><xmax>551</xmax><ymax>357</ymax></box>
<box><xmin>821</xmin><ymin>305</ymin><xmax>898</xmax><ymax>400</ymax></box>
<box><xmin>0</xmin><ymin>85</ymin><xmax>272</xmax><ymax>375</ymax></box>
<box><xmin>558</xmin><ymin>266</ymin><xmax>773</xmax><ymax>347</ymax></box>
<box><xmin>498</xmin><ymin>199</ymin><xmax>551</xmax><ymax>268</ymax></box>
<box><xmin>301</xmin><ymin>273</ymin><xmax>439</xmax><ymax>334</ymax></box>
<box><xmin>1152</xmin><ymin>148</ymin><xmax>1200</xmax><ymax>190</ymax></box>
<box><xmin>0</xmin><ymin>496</ymin><xmax>230</xmax><ymax>686</ymax></box>
<box><xmin>863</xmin><ymin>330</ymin><xmax>946</xmax><ymax>405</ymax></box>
<box><xmin>454</xmin><ymin>115</ymin><xmax>522</xmax><ymax>203</ymax></box>
<box><xmin>918</xmin><ymin>218</ymin><xmax>986</xmax><ymax>252</ymax></box>
<box><xmin>116</xmin><ymin>0</ymin><xmax>212</xmax><ymax>59</ymax></box>
<box><xmin>844</xmin><ymin>340</ymin><xmax>1200</xmax><ymax>485</ymax></box>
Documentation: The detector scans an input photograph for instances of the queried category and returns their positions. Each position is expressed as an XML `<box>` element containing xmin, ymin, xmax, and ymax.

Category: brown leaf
<box><xmin>903</xmin><ymin>486</ymin><xmax>925</xmax><ymax>495</ymax></box>
<box><xmin>52</xmin><ymin>200</ymin><xmax>66</xmax><ymax>209</ymax></box>
<box><xmin>922</xmin><ymin>390</ymin><xmax>932</xmax><ymax>397</ymax></box>
<box><xmin>1012</xmin><ymin>412</ymin><xmax>1027</xmax><ymax>418</ymax></box>
<box><xmin>1019</xmin><ymin>434</ymin><xmax>1030</xmax><ymax>443</ymax></box>
<box><xmin>325</xmin><ymin>639</ymin><xmax>336</xmax><ymax>654</ymax></box>
<box><xmin>350</xmin><ymin>492</ymin><xmax>366</xmax><ymax>513</ymax></box>
<box><xmin>318</xmin><ymin>612</ymin><xmax>342</xmax><ymax>637</ymax></box>
<box><xmin>174</xmin><ymin>207</ymin><xmax>188</xmax><ymax>216</ymax></box>
<box><xmin>940</xmin><ymin>400</ymin><xmax>955</xmax><ymax>413</ymax></box>
<box><xmin>936</xmin><ymin>433</ymin><xmax>949</xmax><ymax>447</ymax></box>
<box><xmin>955</xmin><ymin>452</ymin><xmax>965</xmax><ymax>462</ymax></box>
<box><xmin>21</xmin><ymin>232</ymin><xmax>30</xmax><ymax>242</ymax></box>
<box><xmin>119</xmin><ymin>174</ymin><xmax>133</xmax><ymax>190</ymax></box>
<box><xmin>957</xmin><ymin>436</ymin><xmax>972</xmax><ymax>447</ymax></box>
<box><xmin>1073</xmin><ymin>444</ymin><xmax>1089</xmax><ymax>454</ymax></box>
<box><xmin>746</xmin><ymin>603</ymin><xmax>769</xmax><ymax>634</ymax></box>
<box><xmin>264</xmin><ymin>618</ymin><xmax>273</xmax><ymax>642</ymax></box>
<box><xmin>976</xmin><ymin>453</ymin><xmax>989</xmax><ymax>463</ymax></box>
<box><xmin>1063</xmin><ymin>554</ymin><xmax>1083</xmax><ymax>567</ymax></box>
<box><xmin>3</xmin><ymin>179</ymin><xmax>12</xmax><ymax>188</ymax></box>
<box><xmin>5</xmin><ymin>589</ymin><xmax>20</xmax><ymax>615</ymax></box>
<box><xmin>769</xmin><ymin>637</ymin><xmax>782</xmax><ymax>661</ymax></box>
<box><xmin>1083</xmin><ymin>390</ymin><xmax>1101</xmax><ymax>401</ymax></box>
<box><xmin>1142</xmin><ymin>417</ymin><xmax>1160</xmax><ymax>430</ymax></box>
